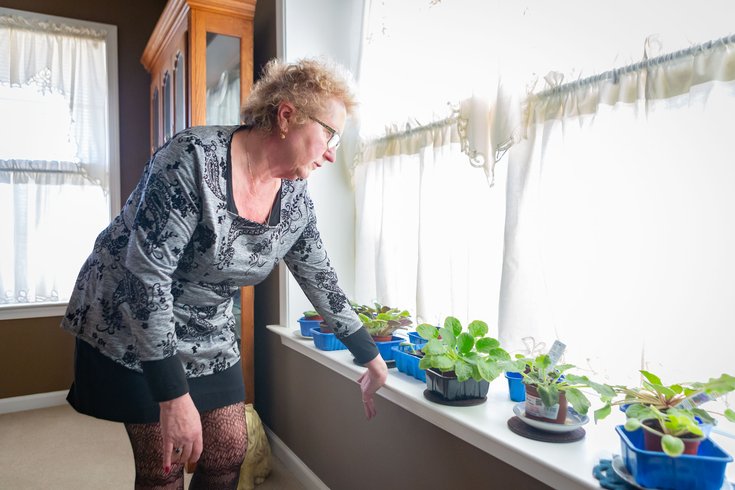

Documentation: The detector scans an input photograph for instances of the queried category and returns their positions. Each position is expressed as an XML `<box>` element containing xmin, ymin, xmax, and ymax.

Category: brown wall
<box><xmin>0</xmin><ymin>0</ymin><xmax>167</xmax><ymax>398</ymax></box>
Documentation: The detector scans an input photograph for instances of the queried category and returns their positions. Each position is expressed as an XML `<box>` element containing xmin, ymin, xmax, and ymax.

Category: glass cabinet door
<box><xmin>163</xmin><ymin>71</ymin><xmax>172</xmax><ymax>142</ymax></box>
<box><xmin>152</xmin><ymin>87</ymin><xmax>159</xmax><ymax>151</ymax></box>
<box><xmin>205</xmin><ymin>33</ymin><xmax>241</xmax><ymax>126</ymax></box>
<box><xmin>174</xmin><ymin>52</ymin><xmax>186</xmax><ymax>134</ymax></box>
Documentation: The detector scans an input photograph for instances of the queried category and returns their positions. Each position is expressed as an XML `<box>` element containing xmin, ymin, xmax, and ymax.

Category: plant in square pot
<box><xmin>598</xmin><ymin>371</ymin><xmax>735</xmax><ymax>457</ymax></box>
<box><xmin>417</xmin><ymin>317</ymin><xmax>510</xmax><ymax>405</ymax></box>
<box><xmin>504</xmin><ymin>354</ymin><xmax>606</xmax><ymax>424</ymax></box>
<box><xmin>298</xmin><ymin>310</ymin><xmax>323</xmax><ymax>337</ymax></box>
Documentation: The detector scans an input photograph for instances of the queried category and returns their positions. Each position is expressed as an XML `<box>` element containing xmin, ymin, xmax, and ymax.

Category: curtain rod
<box><xmin>361</xmin><ymin>115</ymin><xmax>458</xmax><ymax>146</ymax></box>
<box><xmin>537</xmin><ymin>33</ymin><xmax>735</xmax><ymax>99</ymax></box>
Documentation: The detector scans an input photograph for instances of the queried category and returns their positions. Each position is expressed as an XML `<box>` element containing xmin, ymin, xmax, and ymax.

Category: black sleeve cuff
<box><xmin>341</xmin><ymin>327</ymin><xmax>380</xmax><ymax>364</ymax></box>
<box><xmin>141</xmin><ymin>356</ymin><xmax>189</xmax><ymax>402</ymax></box>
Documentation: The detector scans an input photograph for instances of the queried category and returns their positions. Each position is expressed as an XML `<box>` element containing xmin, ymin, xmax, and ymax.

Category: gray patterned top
<box><xmin>61</xmin><ymin>126</ymin><xmax>377</xmax><ymax>400</ymax></box>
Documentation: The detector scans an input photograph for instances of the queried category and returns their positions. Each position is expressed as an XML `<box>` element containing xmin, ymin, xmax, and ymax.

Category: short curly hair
<box><xmin>241</xmin><ymin>57</ymin><xmax>357</xmax><ymax>133</ymax></box>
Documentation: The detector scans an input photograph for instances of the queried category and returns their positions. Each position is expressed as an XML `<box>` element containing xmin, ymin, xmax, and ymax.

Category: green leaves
<box><xmin>565</xmin><ymin>387</ymin><xmax>591</xmax><ymax>416</ymax></box>
<box><xmin>702</xmin><ymin>373</ymin><xmax>735</xmax><ymax>396</ymax></box>
<box><xmin>624</xmin><ymin>418</ymin><xmax>641</xmax><ymax>432</ymax></box>
<box><xmin>475</xmin><ymin>337</ymin><xmax>500</xmax><ymax>353</ymax></box>
<box><xmin>467</xmin><ymin>320</ymin><xmax>488</xmax><ymax>338</ymax></box>
<box><xmin>454</xmin><ymin>359</ymin><xmax>474</xmax><ymax>382</ymax></box>
<box><xmin>417</xmin><ymin>323</ymin><xmax>439</xmax><ymax>340</ymax></box>
<box><xmin>661</xmin><ymin>435</ymin><xmax>685</xmax><ymax>457</ymax></box>
<box><xmin>725</xmin><ymin>408</ymin><xmax>735</xmax><ymax>422</ymax></box>
<box><xmin>415</xmin><ymin>316</ymin><xmax>508</xmax><ymax>383</ymax></box>
<box><xmin>444</xmin><ymin>316</ymin><xmax>462</xmax><ymax>337</ymax></box>
<box><xmin>457</xmin><ymin>332</ymin><xmax>475</xmax><ymax>354</ymax></box>
<box><xmin>538</xmin><ymin>384</ymin><xmax>559</xmax><ymax>408</ymax></box>
<box><xmin>593</xmin><ymin>403</ymin><xmax>612</xmax><ymax>423</ymax></box>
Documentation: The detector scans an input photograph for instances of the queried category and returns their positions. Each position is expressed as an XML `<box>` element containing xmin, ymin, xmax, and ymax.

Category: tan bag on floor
<box><xmin>238</xmin><ymin>404</ymin><xmax>272</xmax><ymax>490</ymax></box>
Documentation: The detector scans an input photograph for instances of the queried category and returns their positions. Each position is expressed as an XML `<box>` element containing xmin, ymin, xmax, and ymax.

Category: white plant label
<box><xmin>525</xmin><ymin>394</ymin><xmax>560</xmax><ymax>420</ymax></box>
<box><xmin>547</xmin><ymin>340</ymin><xmax>566</xmax><ymax>368</ymax></box>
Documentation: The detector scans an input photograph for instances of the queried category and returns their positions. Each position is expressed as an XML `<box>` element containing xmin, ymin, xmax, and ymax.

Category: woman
<box><xmin>61</xmin><ymin>58</ymin><xmax>388</xmax><ymax>489</ymax></box>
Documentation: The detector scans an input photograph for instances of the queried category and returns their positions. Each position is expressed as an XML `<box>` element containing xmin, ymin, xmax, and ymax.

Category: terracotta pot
<box><xmin>642</xmin><ymin>419</ymin><xmax>703</xmax><ymax>455</ymax></box>
<box><xmin>524</xmin><ymin>384</ymin><xmax>568</xmax><ymax>424</ymax></box>
<box><xmin>371</xmin><ymin>335</ymin><xmax>393</xmax><ymax>342</ymax></box>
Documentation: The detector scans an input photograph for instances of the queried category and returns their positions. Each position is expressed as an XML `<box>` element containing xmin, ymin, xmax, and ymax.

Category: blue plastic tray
<box><xmin>374</xmin><ymin>336</ymin><xmax>404</xmax><ymax>361</ymax></box>
<box><xmin>309</xmin><ymin>327</ymin><xmax>347</xmax><ymax>351</ymax></box>
<box><xmin>616</xmin><ymin>425</ymin><xmax>732</xmax><ymax>490</ymax></box>
<box><xmin>392</xmin><ymin>344</ymin><xmax>426</xmax><ymax>382</ymax></box>
<box><xmin>407</xmin><ymin>331</ymin><xmax>428</xmax><ymax>347</ymax></box>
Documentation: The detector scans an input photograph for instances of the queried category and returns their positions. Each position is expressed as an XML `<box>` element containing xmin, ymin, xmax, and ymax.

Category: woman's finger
<box><xmin>161</xmin><ymin>440</ymin><xmax>173</xmax><ymax>473</ymax></box>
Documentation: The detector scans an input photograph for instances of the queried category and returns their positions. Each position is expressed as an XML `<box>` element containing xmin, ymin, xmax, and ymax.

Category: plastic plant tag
<box><xmin>526</xmin><ymin>392</ymin><xmax>560</xmax><ymax>419</ymax></box>
<box><xmin>546</xmin><ymin>340</ymin><xmax>566</xmax><ymax>369</ymax></box>
<box><xmin>677</xmin><ymin>391</ymin><xmax>715</xmax><ymax>411</ymax></box>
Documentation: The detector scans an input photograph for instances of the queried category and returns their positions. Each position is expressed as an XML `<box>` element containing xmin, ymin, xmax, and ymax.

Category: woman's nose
<box><xmin>323</xmin><ymin>147</ymin><xmax>336</xmax><ymax>163</ymax></box>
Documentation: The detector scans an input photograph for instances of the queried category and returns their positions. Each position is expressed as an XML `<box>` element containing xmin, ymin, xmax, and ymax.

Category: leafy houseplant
<box><xmin>355</xmin><ymin>302</ymin><xmax>412</xmax><ymax>340</ymax></box>
<box><xmin>417</xmin><ymin>317</ymin><xmax>510</xmax><ymax>402</ymax></box>
<box><xmin>303</xmin><ymin>310</ymin><xmax>323</xmax><ymax>321</ymax></box>
<box><xmin>504</xmin><ymin>354</ymin><xmax>610</xmax><ymax>423</ymax></box>
<box><xmin>600</xmin><ymin>371</ymin><xmax>735</xmax><ymax>457</ymax></box>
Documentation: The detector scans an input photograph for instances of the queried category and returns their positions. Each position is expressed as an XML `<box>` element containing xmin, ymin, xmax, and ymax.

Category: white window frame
<box><xmin>0</xmin><ymin>7</ymin><xmax>120</xmax><ymax>321</ymax></box>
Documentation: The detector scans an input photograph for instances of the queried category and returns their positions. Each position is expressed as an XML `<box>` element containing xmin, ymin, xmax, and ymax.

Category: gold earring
<box><xmin>280</xmin><ymin>131</ymin><xmax>286</xmax><ymax>140</ymax></box>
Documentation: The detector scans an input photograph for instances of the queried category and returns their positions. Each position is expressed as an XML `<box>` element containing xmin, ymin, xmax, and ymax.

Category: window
<box><xmin>0</xmin><ymin>8</ymin><xmax>119</xmax><ymax>319</ymax></box>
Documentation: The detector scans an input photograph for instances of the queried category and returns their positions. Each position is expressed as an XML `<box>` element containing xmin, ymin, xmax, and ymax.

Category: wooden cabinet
<box><xmin>142</xmin><ymin>0</ymin><xmax>257</xmax><ymax>405</ymax></box>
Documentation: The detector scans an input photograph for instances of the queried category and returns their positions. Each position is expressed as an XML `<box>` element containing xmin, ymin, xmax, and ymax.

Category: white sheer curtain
<box><xmin>353</xmin><ymin>0</ymin><xmax>512</xmax><ymax>328</ymax></box>
<box><xmin>206</xmin><ymin>69</ymin><xmax>240</xmax><ymax>126</ymax></box>
<box><xmin>354</xmin><ymin>121</ymin><xmax>506</xmax><ymax>327</ymax></box>
<box><xmin>0</xmin><ymin>12</ymin><xmax>111</xmax><ymax>306</ymax></box>
<box><xmin>500</xmin><ymin>37</ymin><xmax>735</xmax><ymax>386</ymax></box>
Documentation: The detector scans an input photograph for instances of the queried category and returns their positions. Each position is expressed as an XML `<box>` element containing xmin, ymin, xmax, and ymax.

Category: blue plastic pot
<box><xmin>298</xmin><ymin>317</ymin><xmax>321</xmax><ymax>337</ymax></box>
<box><xmin>310</xmin><ymin>327</ymin><xmax>347</xmax><ymax>351</ymax></box>
<box><xmin>407</xmin><ymin>331</ymin><xmax>428</xmax><ymax>347</ymax></box>
<box><xmin>616</xmin><ymin>425</ymin><xmax>732</xmax><ymax>490</ymax></box>
<box><xmin>505</xmin><ymin>371</ymin><xmax>526</xmax><ymax>402</ymax></box>
<box><xmin>373</xmin><ymin>336</ymin><xmax>404</xmax><ymax>361</ymax></box>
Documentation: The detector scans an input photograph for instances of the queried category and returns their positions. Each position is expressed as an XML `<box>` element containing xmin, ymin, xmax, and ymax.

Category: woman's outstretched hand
<box><xmin>358</xmin><ymin>355</ymin><xmax>388</xmax><ymax>420</ymax></box>
<box><xmin>159</xmin><ymin>393</ymin><xmax>203</xmax><ymax>473</ymax></box>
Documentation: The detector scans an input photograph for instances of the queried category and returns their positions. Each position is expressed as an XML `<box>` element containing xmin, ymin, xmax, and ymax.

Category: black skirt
<box><xmin>67</xmin><ymin>338</ymin><xmax>245</xmax><ymax>424</ymax></box>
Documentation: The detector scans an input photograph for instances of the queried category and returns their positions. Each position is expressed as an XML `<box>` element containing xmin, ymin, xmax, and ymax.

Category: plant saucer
<box><xmin>610</xmin><ymin>455</ymin><xmax>646</xmax><ymax>489</ymax></box>
<box><xmin>291</xmin><ymin>329</ymin><xmax>312</xmax><ymax>340</ymax></box>
<box><xmin>512</xmin><ymin>402</ymin><xmax>589</xmax><ymax>433</ymax></box>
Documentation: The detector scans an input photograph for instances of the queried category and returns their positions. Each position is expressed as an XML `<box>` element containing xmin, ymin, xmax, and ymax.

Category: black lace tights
<box><xmin>124</xmin><ymin>402</ymin><xmax>248</xmax><ymax>490</ymax></box>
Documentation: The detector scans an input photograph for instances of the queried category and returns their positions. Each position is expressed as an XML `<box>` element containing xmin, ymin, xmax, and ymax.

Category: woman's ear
<box><xmin>277</xmin><ymin>101</ymin><xmax>296</xmax><ymax>135</ymax></box>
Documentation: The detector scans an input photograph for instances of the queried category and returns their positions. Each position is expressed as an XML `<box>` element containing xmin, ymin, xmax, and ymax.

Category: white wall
<box><xmin>277</xmin><ymin>0</ymin><xmax>365</xmax><ymax>326</ymax></box>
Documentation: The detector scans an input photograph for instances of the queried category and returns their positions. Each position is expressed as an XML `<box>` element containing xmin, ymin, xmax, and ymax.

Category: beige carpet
<box><xmin>0</xmin><ymin>404</ymin><xmax>307</xmax><ymax>490</ymax></box>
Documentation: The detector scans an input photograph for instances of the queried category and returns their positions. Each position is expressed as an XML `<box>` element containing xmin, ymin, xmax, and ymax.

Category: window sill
<box><xmin>0</xmin><ymin>302</ymin><xmax>67</xmax><ymax>321</ymax></box>
<box><xmin>267</xmin><ymin>324</ymin><xmax>620</xmax><ymax>489</ymax></box>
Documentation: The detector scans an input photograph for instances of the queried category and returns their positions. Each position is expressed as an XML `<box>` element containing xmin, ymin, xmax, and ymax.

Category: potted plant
<box><xmin>601</xmin><ymin>371</ymin><xmax>735</xmax><ymax>490</ymax></box>
<box><xmin>355</xmin><ymin>302</ymin><xmax>412</xmax><ymax>341</ymax></box>
<box><xmin>504</xmin><ymin>354</ymin><xmax>607</xmax><ymax>424</ymax></box>
<box><xmin>599</xmin><ymin>371</ymin><xmax>735</xmax><ymax>456</ymax></box>
<box><xmin>417</xmin><ymin>317</ymin><xmax>510</xmax><ymax>403</ymax></box>
<box><xmin>298</xmin><ymin>310</ymin><xmax>323</xmax><ymax>337</ymax></box>
<box><xmin>355</xmin><ymin>302</ymin><xmax>412</xmax><ymax>361</ymax></box>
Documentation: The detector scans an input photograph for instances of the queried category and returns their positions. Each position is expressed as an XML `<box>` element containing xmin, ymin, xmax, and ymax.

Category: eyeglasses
<box><xmin>309</xmin><ymin>116</ymin><xmax>341</xmax><ymax>150</ymax></box>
